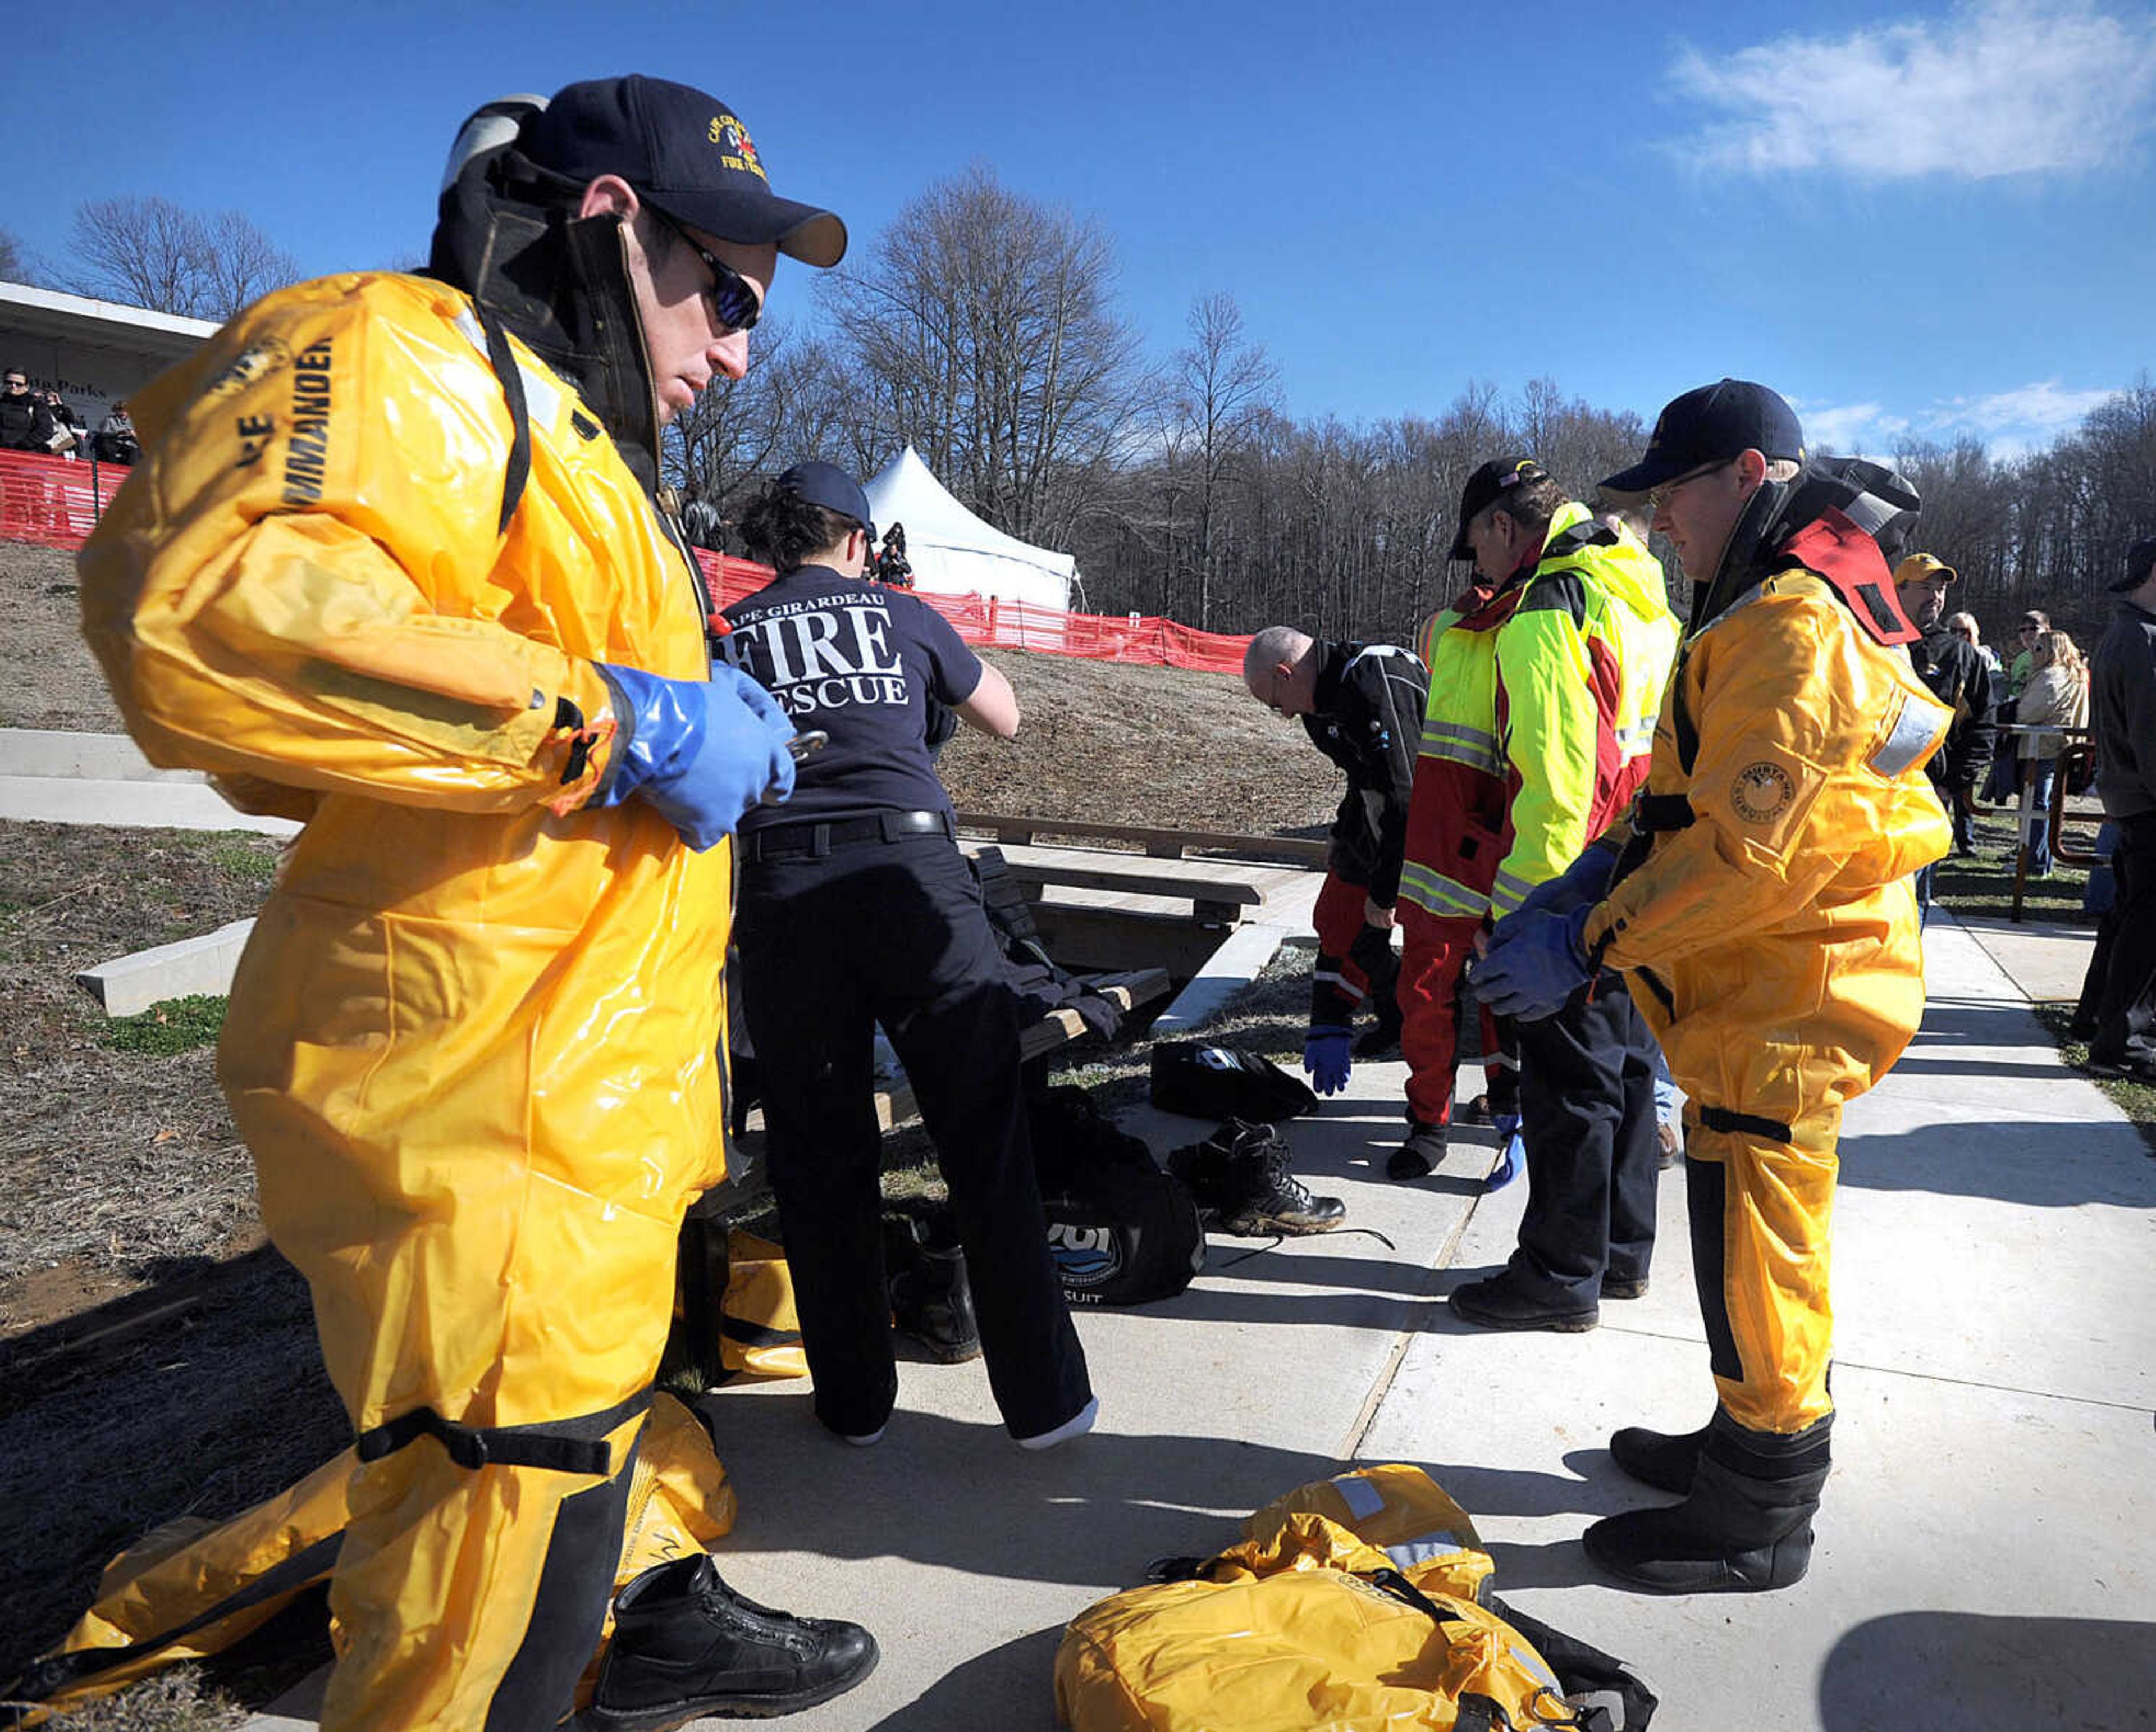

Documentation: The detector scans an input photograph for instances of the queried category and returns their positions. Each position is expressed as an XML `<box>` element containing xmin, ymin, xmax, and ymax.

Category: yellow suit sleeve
<box><xmin>1490</xmin><ymin>601</ymin><xmax>1598</xmax><ymax>916</ymax></box>
<box><xmin>79</xmin><ymin>277</ymin><xmax>615</xmax><ymax>814</ymax></box>
<box><xmin>1586</xmin><ymin>592</ymin><xmax>1867</xmax><ymax>968</ymax></box>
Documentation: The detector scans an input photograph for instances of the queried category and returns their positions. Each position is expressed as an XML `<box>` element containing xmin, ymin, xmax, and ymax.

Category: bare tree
<box><xmin>0</xmin><ymin>227</ymin><xmax>43</xmax><ymax>286</ymax></box>
<box><xmin>823</xmin><ymin>165</ymin><xmax>1150</xmax><ymax>550</ymax></box>
<box><xmin>68</xmin><ymin>195</ymin><xmax>298</xmax><ymax>320</ymax></box>
<box><xmin>1173</xmin><ymin>292</ymin><xmax>1278</xmax><ymax>630</ymax></box>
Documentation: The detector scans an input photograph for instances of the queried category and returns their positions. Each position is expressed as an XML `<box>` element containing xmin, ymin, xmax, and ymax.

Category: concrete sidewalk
<box><xmin>246</xmin><ymin>913</ymin><xmax>2155</xmax><ymax>1731</ymax></box>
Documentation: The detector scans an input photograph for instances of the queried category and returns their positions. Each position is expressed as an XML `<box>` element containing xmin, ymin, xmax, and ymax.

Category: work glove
<box><xmin>1303</xmin><ymin>1025</ymin><xmax>1353</xmax><ymax>1097</ymax></box>
<box><xmin>587</xmin><ymin>662</ymin><xmax>796</xmax><ymax>850</ymax></box>
<box><xmin>1503</xmin><ymin>838</ymin><xmax>1621</xmax><ymax>928</ymax></box>
<box><xmin>1472</xmin><ymin>904</ymin><xmax>1593</xmax><ymax>1022</ymax></box>
<box><xmin>1487</xmin><ymin>1112</ymin><xmax>1523</xmax><ymax>1190</ymax></box>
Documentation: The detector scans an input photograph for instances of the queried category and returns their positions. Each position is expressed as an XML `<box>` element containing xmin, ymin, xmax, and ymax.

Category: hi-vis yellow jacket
<box><xmin>76</xmin><ymin>272</ymin><xmax>730</xmax><ymax>1438</ymax></box>
<box><xmin>1401</xmin><ymin>503</ymin><xmax>1679</xmax><ymax>926</ymax></box>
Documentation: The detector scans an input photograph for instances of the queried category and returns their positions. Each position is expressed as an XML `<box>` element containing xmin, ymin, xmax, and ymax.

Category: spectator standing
<box><xmin>1896</xmin><ymin>553</ymin><xmax>1995</xmax><ymax>887</ymax></box>
<box><xmin>2014</xmin><ymin>629</ymin><xmax>2089</xmax><ymax>877</ymax></box>
<box><xmin>1241</xmin><ymin>626</ymin><xmax>1428</xmax><ymax>1091</ymax></box>
<box><xmin>0</xmin><ymin>368</ymin><xmax>56</xmax><ymax>451</ymax></box>
<box><xmin>2075</xmin><ymin>538</ymin><xmax>2156</xmax><ymax>1082</ymax></box>
<box><xmin>43</xmin><ymin>391</ymin><xmax>85</xmax><ymax>457</ymax></box>
<box><xmin>1989</xmin><ymin>609</ymin><xmax>2052</xmax><ymax>801</ymax></box>
<box><xmin>1476</xmin><ymin>382</ymin><xmax>1951</xmax><ymax>1592</ymax></box>
<box><xmin>77</xmin><ymin>75</ymin><xmax>876</xmax><ymax>1729</ymax></box>
<box><xmin>876</xmin><ymin>520</ymin><xmax>915</xmax><ymax>588</ymax></box>
<box><xmin>720</xmin><ymin>461</ymin><xmax>1097</xmax><ymax>1453</ymax></box>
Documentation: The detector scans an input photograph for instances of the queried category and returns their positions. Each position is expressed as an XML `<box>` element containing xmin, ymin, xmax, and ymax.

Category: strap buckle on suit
<box><xmin>354</xmin><ymin>1388</ymin><xmax>650</xmax><ymax>1476</ymax></box>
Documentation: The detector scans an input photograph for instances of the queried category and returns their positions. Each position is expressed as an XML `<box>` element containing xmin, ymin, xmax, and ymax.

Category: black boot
<box><xmin>1586</xmin><ymin>1412</ymin><xmax>1830</xmax><ymax>1594</ymax></box>
<box><xmin>1388</xmin><ymin>1119</ymin><xmax>1447</xmax><ymax>1180</ymax></box>
<box><xmin>583</xmin><ymin>1555</ymin><xmax>879</xmax><ymax>1729</ymax></box>
<box><xmin>1168</xmin><ymin>1120</ymin><xmax>1345</xmax><ymax>1235</ymax></box>
<box><xmin>1609</xmin><ymin>1421</ymin><xmax>1710</xmax><ymax>1494</ymax></box>
<box><xmin>889</xmin><ymin>1238</ymin><xmax>981</xmax><ymax>1364</ymax></box>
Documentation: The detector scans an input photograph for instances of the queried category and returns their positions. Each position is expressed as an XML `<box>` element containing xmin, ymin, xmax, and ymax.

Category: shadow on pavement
<box><xmin>1819</xmin><ymin>1610</ymin><xmax>2156</xmax><ymax>1730</ymax></box>
<box><xmin>862</xmin><ymin>1625</ymin><xmax>1063</xmax><ymax>1732</ymax></box>
<box><xmin>1838</xmin><ymin>1112</ymin><xmax>2156</xmax><ymax>1210</ymax></box>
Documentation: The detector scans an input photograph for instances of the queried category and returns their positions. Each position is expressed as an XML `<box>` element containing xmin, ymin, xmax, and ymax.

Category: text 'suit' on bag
<box><xmin>1031</xmin><ymin>1086</ymin><xmax>1204</xmax><ymax>1307</ymax></box>
<box><xmin>1056</xmin><ymin>1463</ymin><xmax>1659</xmax><ymax>1731</ymax></box>
<box><xmin>1149</xmin><ymin>1040</ymin><xmax>1318</xmax><ymax>1124</ymax></box>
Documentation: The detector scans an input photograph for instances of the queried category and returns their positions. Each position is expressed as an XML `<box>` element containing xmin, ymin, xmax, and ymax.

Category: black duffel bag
<box><xmin>1031</xmin><ymin>1087</ymin><xmax>1204</xmax><ymax>1307</ymax></box>
<box><xmin>1149</xmin><ymin>1040</ymin><xmax>1318</xmax><ymax>1124</ymax></box>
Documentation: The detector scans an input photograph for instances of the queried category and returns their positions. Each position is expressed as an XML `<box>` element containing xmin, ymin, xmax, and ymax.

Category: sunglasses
<box><xmin>643</xmin><ymin>203</ymin><xmax>761</xmax><ymax>334</ymax></box>
<box><xmin>1646</xmin><ymin>459</ymin><xmax>1733</xmax><ymax>512</ymax></box>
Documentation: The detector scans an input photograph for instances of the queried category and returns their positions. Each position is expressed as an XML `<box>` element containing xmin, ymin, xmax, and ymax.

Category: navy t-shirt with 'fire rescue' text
<box><xmin>719</xmin><ymin>563</ymin><xmax>983</xmax><ymax>831</ymax></box>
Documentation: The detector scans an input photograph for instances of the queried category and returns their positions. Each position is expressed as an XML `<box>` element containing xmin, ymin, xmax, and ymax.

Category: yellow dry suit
<box><xmin>76</xmin><ymin>268</ymin><xmax>727</xmax><ymax>1730</ymax></box>
<box><xmin>1586</xmin><ymin>506</ymin><xmax>1950</xmax><ymax>1441</ymax></box>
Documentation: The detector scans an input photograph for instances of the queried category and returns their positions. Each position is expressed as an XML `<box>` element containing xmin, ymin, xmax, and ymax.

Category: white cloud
<box><xmin>1669</xmin><ymin>1</ymin><xmax>2156</xmax><ymax>178</ymax></box>
<box><xmin>1795</xmin><ymin>380</ymin><xmax>2121</xmax><ymax>458</ymax></box>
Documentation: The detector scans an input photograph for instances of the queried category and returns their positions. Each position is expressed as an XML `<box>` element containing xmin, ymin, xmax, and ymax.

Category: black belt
<box><xmin>746</xmin><ymin>808</ymin><xmax>953</xmax><ymax>862</ymax></box>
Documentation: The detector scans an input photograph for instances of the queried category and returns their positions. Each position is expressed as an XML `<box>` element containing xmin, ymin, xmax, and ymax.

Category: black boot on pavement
<box><xmin>582</xmin><ymin>1554</ymin><xmax>879</xmax><ymax>1729</ymax></box>
<box><xmin>1584</xmin><ymin>1414</ymin><xmax>1830</xmax><ymax>1594</ymax></box>
<box><xmin>1388</xmin><ymin>1119</ymin><xmax>1447</xmax><ymax>1180</ymax></box>
<box><xmin>1609</xmin><ymin>1421</ymin><xmax>1710</xmax><ymax>1493</ymax></box>
<box><xmin>1449</xmin><ymin>1270</ymin><xmax>1597</xmax><ymax>1332</ymax></box>
<box><xmin>883</xmin><ymin>1214</ymin><xmax>982</xmax><ymax>1364</ymax></box>
<box><xmin>1169</xmin><ymin>1119</ymin><xmax>1346</xmax><ymax>1235</ymax></box>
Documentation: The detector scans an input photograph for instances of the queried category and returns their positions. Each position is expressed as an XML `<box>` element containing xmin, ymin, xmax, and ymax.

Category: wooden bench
<box><xmin>957</xmin><ymin>810</ymin><xmax>1329</xmax><ymax>865</ymax></box>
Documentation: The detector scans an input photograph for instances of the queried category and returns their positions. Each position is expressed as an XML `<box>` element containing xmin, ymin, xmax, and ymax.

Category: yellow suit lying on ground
<box><xmin>1588</xmin><ymin>557</ymin><xmax>1951</xmax><ymax>1437</ymax></box>
<box><xmin>77</xmin><ymin>271</ymin><xmax>725</xmax><ymax>1731</ymax></box>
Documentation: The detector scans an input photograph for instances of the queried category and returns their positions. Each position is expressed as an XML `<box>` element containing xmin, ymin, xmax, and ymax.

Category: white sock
<box><xmin>1016</xmin><ymin>1395</ymin><xmax>1099</xmax><ymax>1451</ymax></box>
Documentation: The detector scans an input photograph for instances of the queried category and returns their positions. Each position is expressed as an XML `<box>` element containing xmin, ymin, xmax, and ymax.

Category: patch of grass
<box><xmin>2031</xmin><ymin>1002</ymin><xmax>2156</xmax><ymax>1156</ymax></box>
<box><xmin>207</xmin><ymin>837</ymin><xmax>281</xmax><ymax>886</ymax></box>
<box><xmin>99</xmin><ymin>995</ymin><xmax>227</xmax><ymax>1056</ymax></box>
<box><xmin>1929</xmin><ymin>809</ymin><xmax>2099</xmax><ymax>924</ymax></box>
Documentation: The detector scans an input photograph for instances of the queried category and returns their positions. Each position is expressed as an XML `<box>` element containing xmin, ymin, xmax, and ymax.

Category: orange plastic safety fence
<box><xmin>0</xmin><ymin>450</ymin><xmax>1250</xmax><ymax>677</ymax></box>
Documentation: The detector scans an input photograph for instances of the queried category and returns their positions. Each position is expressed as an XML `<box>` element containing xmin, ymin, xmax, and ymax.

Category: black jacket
<box><xmin>2092</xmin><ymin>594</ymin><xmax>2156</xmax><ymax>821</ymax></box>
<box><xmin>0</xmin><ymin>390</ymin><xmax>55</xmax><ymax>453</ymax></box>
<box><xmin>1907</xmin><ymin>625</ymin><xmax>1997</xmax><ymax>791</ymax></box>
<box><xmin>1300</xmin><ymin>640</ymin><xmax>1427</xmax><ymax>905</ymax></box>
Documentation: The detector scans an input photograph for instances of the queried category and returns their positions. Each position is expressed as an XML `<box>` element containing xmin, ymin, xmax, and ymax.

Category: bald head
<box><xmin>1243</xmin><ymin>626</ymin><xmax>1319</xmax><ymax>715</ymax></box>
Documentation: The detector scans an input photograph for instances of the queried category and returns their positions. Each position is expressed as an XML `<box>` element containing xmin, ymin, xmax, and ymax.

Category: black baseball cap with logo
<box><xmin>2117</xmin><ymin>536</ymin><xmax>2156</xmax><ymax>593</ymax></box>
<box><xmin>1600</xmin><ymin>379</ymin><xmax>1806</xmax><ymax>497</ymax></box>
<box><xmin>1449</xmin><ymin>455</ymin><xmax>1551</xmax><ymax>560</ymax></box>
<box><xmin>520</xmin><ymin>75</ymin><xmax>846</xmax><ymax>268</ymax></box>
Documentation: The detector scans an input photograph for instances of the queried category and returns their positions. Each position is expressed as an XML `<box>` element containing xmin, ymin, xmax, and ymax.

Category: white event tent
<box><xmin>861</xmin><ymin>446</ymin><xmax>1075</xmax><ymax>612</ymax></box>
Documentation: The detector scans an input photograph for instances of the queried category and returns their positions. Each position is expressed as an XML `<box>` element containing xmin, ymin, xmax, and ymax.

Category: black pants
<box><xmin>1510</xmin><ymin>972</ymin><xmax>1660</xmax><ymax>1303</ymax></box>
<box><xmin>736</xmin><ymin>830</ymin><xmax>1091</xmax><ymax>1441</ymax></box>
<box><xmin>2081</xmin><ymin>814</ymin><xmax>2156</xmax><ymax>1065</ymax></box>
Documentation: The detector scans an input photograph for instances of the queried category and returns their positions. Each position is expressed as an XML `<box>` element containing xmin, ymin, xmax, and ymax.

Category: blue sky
<box><xmin>8</xmin><ymin>0</ymin><xmax>2153</xmax><ymax>458</ymax></box>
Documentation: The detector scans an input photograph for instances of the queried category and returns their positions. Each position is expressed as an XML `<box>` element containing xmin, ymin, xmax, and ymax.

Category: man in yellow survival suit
<box><xmin>75</xmin><ymin>78</ymin><xmax>881</xmax><ymax>1729</ymax></box>
<box><xmin>1473</xmin><ymin>381</ymin><xmax>1951</xmax><ymax>1593</ymax></box>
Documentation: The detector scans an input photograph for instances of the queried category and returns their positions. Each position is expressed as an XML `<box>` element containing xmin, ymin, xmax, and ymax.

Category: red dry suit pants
<box><xmin>1397</xmin><ymin>904</ymin><xmax>1514</xmax><ymax>1127</ymax></box>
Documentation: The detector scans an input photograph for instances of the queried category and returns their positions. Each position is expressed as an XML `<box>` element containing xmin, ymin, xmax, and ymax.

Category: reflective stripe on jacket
<box><xmin>1400</xmin><ymin>502</ymin><xmax>1679</xmax><ymax>923</ymax></box>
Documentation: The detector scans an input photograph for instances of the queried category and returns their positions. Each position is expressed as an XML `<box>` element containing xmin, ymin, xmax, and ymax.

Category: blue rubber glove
<box><xmin>1472</xmin><ymin>903</ymin><xmax>1594</xmax><ymax>1022</ymax></box>
<box><xmin>588</xmin><ymin>662</ymin><xmax>796</xmax><ymax>850</ymax></box>
<box><xmin>1487</xmin><ymin>1113</ymin><xmax>1523</xmax><ymax>1190</ymax></box>
<box><xmin>1501</xmin><ymin>838</ymin><xmax>1621</xmax><ymax>931</ymax></box>
<box><xmin>1303</xmin><ymin>1025</ymin><xmax>1353</xmax><ymax>1097</ymax></box>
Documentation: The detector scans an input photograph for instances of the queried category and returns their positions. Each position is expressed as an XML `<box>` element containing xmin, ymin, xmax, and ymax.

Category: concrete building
<box><xmin>1</xmin><ymin>281</ymin><xmax>217</xmax><ymax>425</ymax></box>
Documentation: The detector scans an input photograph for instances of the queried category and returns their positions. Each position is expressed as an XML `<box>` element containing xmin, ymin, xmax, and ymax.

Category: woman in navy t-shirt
<box><xmin>720</xmin><ymin>461</ymin><xmax>1095</xmax><ymax>1452</ymax></box>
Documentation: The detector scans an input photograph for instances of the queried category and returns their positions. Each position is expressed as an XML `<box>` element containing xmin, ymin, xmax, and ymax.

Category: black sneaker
<box><xmin>1388</xmin><ymin>1120</ymin><xmax>1447</xmax><ymax>1180</ymax></box>
<box><xmin>583</xmin><ymin>1555</ymin><xmax>878</xmax><ymax>1729</ymax></box>
<box><xmin>1449</xmin><ymin>1271</ymin><xmax>1598</xmax><ymax>1333</ymax></box>
<box><xmin>1169</xmin><ymin>1120</ymin><xmax>1346</xmax><ymax>1236</ymax></box>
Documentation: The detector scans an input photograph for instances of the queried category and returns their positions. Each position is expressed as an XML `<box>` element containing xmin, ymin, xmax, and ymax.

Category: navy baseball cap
<box><xmin>1449</xmin><ymin>455</ymin><xmax>1550</xmax><ymax>560</ymax></box>
<box><xmin>1600</xmin><ymin>379</ymin><xmax>1806</xmax><ymax>496</ymax></box>
<box><xmin>776</xmin><ymin>460</ymin><xmax>873</xmax><ymax>534</ymax></box>
<box><xmin>2117</xmin><ymin>535</ymin><xmax>2156</xmax><ymax>592</ymax></box>
<box><xmin>520</xmin><ymin>75</ymin><xmax>846</xmax><ymax>268</ymax></box>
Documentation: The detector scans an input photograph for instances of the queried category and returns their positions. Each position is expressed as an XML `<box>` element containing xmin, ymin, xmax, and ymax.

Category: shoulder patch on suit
<box><xmin>1730</xmin><ymin>761</ymin><xmax>1796</xmax><ymax>824</ymax></box>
